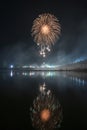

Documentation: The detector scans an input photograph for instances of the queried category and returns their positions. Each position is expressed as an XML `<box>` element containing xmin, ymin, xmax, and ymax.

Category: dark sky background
<box><xmin>0</xmin><ymin>0</ymin><xmax>87</xmax><ymax>67</ymax></box>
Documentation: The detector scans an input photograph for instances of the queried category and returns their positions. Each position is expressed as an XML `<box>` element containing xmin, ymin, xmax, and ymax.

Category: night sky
<box><xmin>0</xmin><ymin>0</ymin><xmax>87</xmax><ymax>67</ymax></box>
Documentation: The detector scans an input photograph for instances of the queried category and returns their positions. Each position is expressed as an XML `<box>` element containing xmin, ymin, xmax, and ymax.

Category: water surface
<box><xmin>0</xmin><ymin>70</ymin><xmax>87</xmax><ymax>129</ymax></box>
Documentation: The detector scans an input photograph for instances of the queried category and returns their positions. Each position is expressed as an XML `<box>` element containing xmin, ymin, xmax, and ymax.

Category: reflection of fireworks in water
<box><xmin>30</xmin><ymin>84</ymin><xmax>63</xmax><ymax>130</ymax></box>
<box><xmin>31</xmin><ymin>13</ymin><xmax>61</xmax><ymax>57</ymax></box>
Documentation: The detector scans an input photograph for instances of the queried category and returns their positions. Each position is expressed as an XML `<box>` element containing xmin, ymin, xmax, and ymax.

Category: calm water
<box><xmin>0</xmin><ymin>70</ymin><xmax>87</xmax><ymax>129</ymax></box>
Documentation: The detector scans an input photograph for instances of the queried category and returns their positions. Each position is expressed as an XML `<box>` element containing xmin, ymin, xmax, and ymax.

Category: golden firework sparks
<box><xmin>30</xmin><ymin>83</ymin><xmax>63</xmax><ymax>130</ymax></box>
<box><xmin>31</xmin><ymin>13</ymin><xmax>61</xmax><ymax>57</ymax></box>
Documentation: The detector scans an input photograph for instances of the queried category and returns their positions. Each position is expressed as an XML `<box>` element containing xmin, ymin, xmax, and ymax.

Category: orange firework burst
<box><xmin>40</xmin><ymin>109</ymin><xmax>51</xmax><ymax>122</ymax></box>
<box><xmin>31</xmin><ymin>13</ymin><xmax>61</xmax><ymax>57</ymax></box>
<box><xmin>30</xmin><ymin>83</ymin><xmax>63</xmax><ymax>130</ymax></box>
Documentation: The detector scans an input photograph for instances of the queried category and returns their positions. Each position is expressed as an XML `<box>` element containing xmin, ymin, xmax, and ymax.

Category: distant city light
<box><xmin>21</xmin><ymin>63</ymin><xmax>58</xmax><ymax>70</ymax></box>
<box><xmin>10</xmin><ymin>65</ymin><xmax>14</xmax><ymax>69</ymax></box>
<box><xmin>8</xmin><ymin>63</ymin><xmax>60</xmax><ymax>70</ymax></box>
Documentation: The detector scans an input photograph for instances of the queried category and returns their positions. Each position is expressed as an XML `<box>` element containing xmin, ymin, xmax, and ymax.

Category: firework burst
<box><xmin>30</xmin><ymin>83</ymin><xmax>63</xmax><ymax>130</ymax></box>
<box><xmin>31</xmin><ymin>13</ymin><xmax>61</xmax><ymax>57</ymax></box>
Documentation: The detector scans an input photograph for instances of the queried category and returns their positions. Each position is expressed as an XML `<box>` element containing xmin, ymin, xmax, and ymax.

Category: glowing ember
<box><xmin>40</xmin><ymin>109</ymin><xmax>51</xmax><ymax>122</ymax></box>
